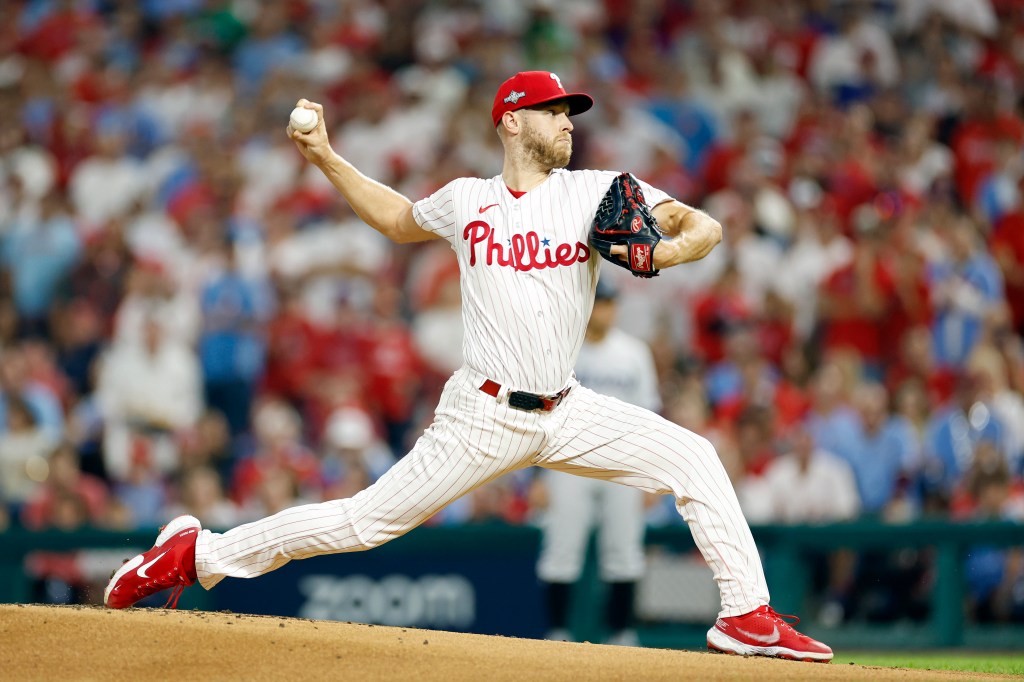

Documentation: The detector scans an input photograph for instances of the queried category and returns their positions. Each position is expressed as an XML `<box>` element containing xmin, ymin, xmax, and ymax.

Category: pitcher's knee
<box><xmin>686</xmin><ymin>433</ymin><xmax>733</xmax><ymax>475</ymax></box>
<box><xmin>655</xmin><ymin>433</ymin><xmax>733</xmax><ymax>499</ymax></box>
<box><xmin>351</xmin><ymin>514</ymin><xmax>424</xmax><ymax>551</ymax></box>
<box><xmin>354</xmin><ymin>525</ymin><xmax>396</xmax><ymax>551</ymax></box>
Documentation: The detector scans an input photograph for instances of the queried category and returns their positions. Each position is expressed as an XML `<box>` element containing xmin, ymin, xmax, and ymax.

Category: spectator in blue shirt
<box><xmin>960</xmin><ymin>442</ymin><xmax>1024</xmax><ymax>623</ymax></box>
<box><xmin>929</xmin><ymin>216</ymin><xmax>1005</xmax><ymax>368</ymax></box>
<box><xmin>198</xmin><ymin>238</ymin><xmax>271</xmax><ymax>436</ymax></box>
<box><xmin>231</xmin><ymin>6</ymin><xmax>305</xmax><ymax>94</ymax></box>
<box><xmin>0</xmin><ymin>345</ymin><xmax>64</xmax><ymax>440</ymax></box>
<box><xmin>806</xmin><ymin>362</ymin><xmax>860</xmax><ymax>465</ymax></box>
<box><xmin>1</xmin><ymin>189</ymin><xmax>80</xmax><ymax>336</ymax></box>
<box><xmin>924</xmin><ymin>373</ymin><xmax>1005</xmax><ymax>498</ymax></box>
<box><xmin>845</xmin><ymin>382</ymin><xmax>920</xmax><ymax>516</ymax></box>
<box><xmin>646</xmin><ymin>66</ymin><xmax>719</xmax><ymax>174</ymax></box>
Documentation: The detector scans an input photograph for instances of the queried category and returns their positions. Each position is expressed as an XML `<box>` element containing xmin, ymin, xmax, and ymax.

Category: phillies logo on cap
<box><xmin>503</xmin><ymin>90</ymin><xmax>526</xmax><ymax>105</ymax></box>
<box><xmin>491</xmin><ymin>71</ymin><xmax>595</xmax><ymax>127</ymax></box>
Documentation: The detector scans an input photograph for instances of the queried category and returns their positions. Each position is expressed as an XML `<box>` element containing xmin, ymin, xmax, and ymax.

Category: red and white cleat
<box><xmin>104</xmin><ymin>515</ymin><xmax>201</xmax><ymax>609</ymax></box>
<box><xmin>707</xmin><ymin>605</ymin><xmax>833</xmax><ymax>663</ymax></box>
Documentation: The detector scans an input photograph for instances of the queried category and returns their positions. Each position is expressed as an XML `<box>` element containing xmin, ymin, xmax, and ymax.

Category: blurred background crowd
<box><xmin>2</xmin><ymin>0</ymin><xmax>1024</xmax><ymax>622</ymax></box>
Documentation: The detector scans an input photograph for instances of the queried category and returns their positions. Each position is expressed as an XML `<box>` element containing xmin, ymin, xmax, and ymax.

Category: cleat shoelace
<box><xmin>164</xmin><ymin>584</ymin><xmax>185</xmax><ymax>609</ymax></box>
<box><xmin>768</xmin><ymin>608</ymin><xmax>800</xmax><ymax>624</ymax></box>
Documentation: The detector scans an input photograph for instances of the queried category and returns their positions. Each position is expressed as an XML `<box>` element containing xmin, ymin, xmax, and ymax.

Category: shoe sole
<box><xmin>104</xmin><ymin>515</ymin><xmax>202</xmax><ymax>608</ymax></box>
<box><xmin>706</xmin><ymin>627</ymin><xmax>832</xmax><ymax>663</ymax></box>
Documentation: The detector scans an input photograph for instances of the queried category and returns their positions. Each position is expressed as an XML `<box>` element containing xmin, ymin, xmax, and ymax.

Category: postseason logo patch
<box><xmin>503</xmin><ymin>90</ymin><xmax>526</xmax><ymax>105</ymax></box>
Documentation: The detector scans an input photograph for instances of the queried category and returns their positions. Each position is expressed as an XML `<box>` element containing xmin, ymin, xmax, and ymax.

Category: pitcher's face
<box><xmin>517</xmin><ymin>102</ymin><xmax>573</xmax><ymax>169</ymax></box>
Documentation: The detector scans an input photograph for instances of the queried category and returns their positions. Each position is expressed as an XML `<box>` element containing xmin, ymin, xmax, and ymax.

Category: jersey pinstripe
<box><xmin>412</xmin><ymin>170</ymin><xmax>670</xmax><ymax>394</ymax></box>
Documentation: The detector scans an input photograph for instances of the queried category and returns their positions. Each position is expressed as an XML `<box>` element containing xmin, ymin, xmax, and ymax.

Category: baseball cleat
<box><xmin>706</xmin><ymin>605</ymin><xmax>833</xmax><ymax>663</ymax></box>
<box><xmin>104</xmin><ymin>515</ymin><xmax>201</xmax><ymax>609</ymax></box>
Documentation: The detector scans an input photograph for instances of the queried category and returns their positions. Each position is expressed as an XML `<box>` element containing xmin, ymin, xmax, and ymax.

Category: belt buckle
<box><xmin>508</xmin><ymin>391</ymin><xmax>543</xmax><ymax>411</ymax></box>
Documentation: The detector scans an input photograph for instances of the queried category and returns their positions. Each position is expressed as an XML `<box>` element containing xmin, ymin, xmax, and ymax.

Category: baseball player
<box><xmin>105</xmin><ymin>71</ymin><xmax>832</xmax><ymax>662</ymax></box>
<box><xmin>537</xmin><ymin>277</ymin><xmax>657</xmax><ymax>646</ymax></box>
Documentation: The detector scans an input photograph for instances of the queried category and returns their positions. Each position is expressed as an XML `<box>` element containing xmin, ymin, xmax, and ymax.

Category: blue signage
<box><xmin>210</xmin><ymin>538</ymin><xmax>546</xmax><ymax>638</ymax></box>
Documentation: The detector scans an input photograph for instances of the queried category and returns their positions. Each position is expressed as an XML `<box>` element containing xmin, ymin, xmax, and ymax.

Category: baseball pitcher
<box><xmin>105</xmin><ymin>71</ymin><xmax>832</xmax><ymax>662</ymax></box>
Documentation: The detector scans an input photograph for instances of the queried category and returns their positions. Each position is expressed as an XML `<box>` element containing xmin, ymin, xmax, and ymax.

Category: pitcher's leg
<box><xmin>674</xmin><ymin>463</ymin><xmax>769</xmax><ymax>617</ymax></box>
<box><xmin>196</xmin><ymin>392</ymin><xmax>544</xmax><ymax>589</ymax></box>
<box><xmin>541</xmin><ymin>387</ymin><xmax>769</xmax><ymax>617</ymax></box>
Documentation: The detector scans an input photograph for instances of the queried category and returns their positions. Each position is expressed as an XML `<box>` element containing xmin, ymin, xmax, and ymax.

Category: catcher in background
<box><xmin>105</xmin><ymin>70</ymin><xmax>832</xmax><ymax>663</ymax></box>
<box><xmin>536</xmin><ymin>277</ymin><xmax>660</xmax><ymax>646</ymax></box>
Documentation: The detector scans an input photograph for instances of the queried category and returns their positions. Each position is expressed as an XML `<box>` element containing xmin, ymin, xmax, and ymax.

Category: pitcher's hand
<box><xmin>287</xmin><ymin>99</ymin><xmax>333</xmax><ymax>167</ymax></box>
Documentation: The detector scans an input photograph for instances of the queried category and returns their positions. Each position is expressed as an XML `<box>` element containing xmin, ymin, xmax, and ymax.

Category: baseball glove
<box><xmin>589</xmin><ymin>172</ymin><xmax>663</xmax><ymax>278</ymax></box>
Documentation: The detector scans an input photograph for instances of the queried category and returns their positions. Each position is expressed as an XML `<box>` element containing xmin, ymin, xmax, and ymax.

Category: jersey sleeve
<box><xmin>412</xmin><ymin>180</ymin><xmax>459</xmax><ymax>244</ymax></box>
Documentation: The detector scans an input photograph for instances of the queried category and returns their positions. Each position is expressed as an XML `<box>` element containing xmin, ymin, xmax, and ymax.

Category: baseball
<box><xmin>289</xmin><ymin>106</ymin><xmax>318</xmax><ymax>133</ymax></box>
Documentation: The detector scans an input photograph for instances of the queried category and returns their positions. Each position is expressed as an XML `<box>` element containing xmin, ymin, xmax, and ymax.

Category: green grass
<box><xmin>833</xmin><ymin>652</ymin><xmax>1024</xmax><ymax>676</ymax></box>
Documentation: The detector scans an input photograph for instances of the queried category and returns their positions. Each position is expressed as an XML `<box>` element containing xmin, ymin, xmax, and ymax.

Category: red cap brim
<box><xmin>492</xmin><ymin>92</ymin><xmax>594</xmax><ymax>127</ymax></box>
<box><xmin>532</xmin><ymin>92</ymin><xmax>594</xmax><ymax>117</ymax></box>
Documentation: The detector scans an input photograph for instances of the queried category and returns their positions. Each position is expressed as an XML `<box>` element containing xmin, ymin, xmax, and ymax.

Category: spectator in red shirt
<box><xmin>359</xmin><ymin>283</ymin><xmax>427</xmax><ymax>454</ymax></box>
<box><xmin>757</xmin><ymin>289</ymin><xmax>796</xmax><ymax>367</ymax></box>
<box><xmin>19</xmin><ymin>442</ymin><xmax>111</xmax><ymax>604</ymax></box>
<box><xmin>701</xmin><ymin>108</ymin><xmax>768</xmax><ymax>195</ymax></box>
<box><xmin>990</xmin><ymin>211</ymin><xmax>1024</xmax><ymax>335</ymax></box>
<box><xmin>886</xmin><ymin>325</ymin><xmax>958</xmax><ymax>410</ymax></box>
<box><xmin>885</xmin><ymin>243</ymin><xmax>933</xmax><ymax>362</ymax></box>
<box><xmin>261</xmin><ymin>285</ymin><xmax>319</xmax><ymax>405</ymax></box>
<box><xmin>18</xmin><ymin>1</ymin><xmax>100</xmax><ymax>63</ymax></box>
<box><xmin>977</xmin><ymin>19</ymin><xmax>1024</xmax><ymax>91</ymax></box>
<box><xmin>21</xmin><ymin>442</ymin><xmax>109</xmax><ymax>530</ymax></box>
<box><xmin>230</xmin><ymin>398</ymin><xmax>320</xmax><ymax>508</ymax></box>
<box><xmin>766</xmin><ymin>0</ymin><xmax>821</xmax><ymax>80</ymax></box>
<box><xmin>735</xmin><ymin>404</ymin><xmax>777</xmax><ymax>479</ymax></box>
<box><xmin>692</xmin><ymin>261</ymin><xmax>753</xmax><ymax>364</ymax></box>
<box><xmin>824</xmin><ymin>105</ymin><xmax>883</xmax><ymax>227</ymax></box>
<box><xmin>817</xmin><ymin>209</ymin><xmax>895</xmax><ymax>376</ymax></box>
<box><xmin>950</xmin><ymin>79</ymin><xmax>1024</xmax><ymax>208</ymax></box>
<box><xmin>773</xmin><ymin>342</ymin><xmax>813</xmax><ymax>428</ymax></box>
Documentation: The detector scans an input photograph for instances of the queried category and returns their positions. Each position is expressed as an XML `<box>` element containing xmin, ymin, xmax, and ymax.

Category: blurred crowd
<box><xmin>2</xmin><ymin>0</ymin><xmax>1024</xmax><ymax>620</ymax></box>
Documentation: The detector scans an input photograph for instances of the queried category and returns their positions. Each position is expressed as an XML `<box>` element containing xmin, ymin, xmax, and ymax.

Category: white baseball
<box><xmin>289</xmin><ymin>106</ymin><xmax>318</xmax><ymax>133</ymax></box>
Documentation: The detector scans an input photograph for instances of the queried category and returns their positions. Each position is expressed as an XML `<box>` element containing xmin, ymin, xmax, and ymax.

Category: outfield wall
<box><xmin>2</xmin><ymin>521</ymin><xmax>1021</xmax><ymax>649</ymax></box>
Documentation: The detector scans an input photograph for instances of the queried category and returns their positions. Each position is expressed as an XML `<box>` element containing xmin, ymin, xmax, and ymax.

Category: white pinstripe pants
<box><xmin>195</xmin><ymin>367</ymin><xmax>770</xmax><ymax>617</ymax></box>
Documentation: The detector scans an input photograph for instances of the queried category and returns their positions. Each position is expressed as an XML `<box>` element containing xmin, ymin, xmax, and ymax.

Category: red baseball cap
<box><xmin>491</xmin><ymin>71</ymin><xmax>594</xmax><ymax>128</ymax></box>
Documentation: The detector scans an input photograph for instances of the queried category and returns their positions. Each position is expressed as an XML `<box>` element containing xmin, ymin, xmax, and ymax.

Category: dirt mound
<box><xmin>0</xmin><ymin>604</ymin><xmax>1006</xmax><ymax>681</ymax></box>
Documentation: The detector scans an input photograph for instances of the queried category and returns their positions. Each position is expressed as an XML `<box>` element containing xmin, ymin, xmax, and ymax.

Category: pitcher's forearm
<box><xmin>654</xmin><ymin>230</ymin><xmax>719</xmax><ymax>267</ymax></box>
<box><xmin>652</xmin><ymin>204</ymin><xmax>723</xmax><ymax>268</ymax></box>
<box><xmin>316</xmin><ymin>151</ymin><xmax>413</xmax><ymax>239</ymax></box>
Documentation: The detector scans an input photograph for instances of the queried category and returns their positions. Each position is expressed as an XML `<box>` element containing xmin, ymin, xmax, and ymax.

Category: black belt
<box><xmin>479</xmin><ymin>379</ymin><xmax>571</xmax><ymax>412</ymax></box>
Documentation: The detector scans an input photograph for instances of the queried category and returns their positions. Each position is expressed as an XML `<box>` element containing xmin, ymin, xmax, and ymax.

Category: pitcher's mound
<box><xmin>0</xmin><ymin>604</ymin><xmax>1003</xmax><ymax>681</ymax></box>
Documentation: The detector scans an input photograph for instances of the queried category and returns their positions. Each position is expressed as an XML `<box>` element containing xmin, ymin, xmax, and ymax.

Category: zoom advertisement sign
<box><xmin>210</xmin><ymin>529</ymin><xmax>546</xmax><ymax>638</ymax></box>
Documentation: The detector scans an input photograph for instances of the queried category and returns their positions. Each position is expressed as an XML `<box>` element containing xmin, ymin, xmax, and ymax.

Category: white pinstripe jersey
<box><xmin>412</xmin><ymin>169</ymin><xmax>670</xmax><ymax>394</ymax></box>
